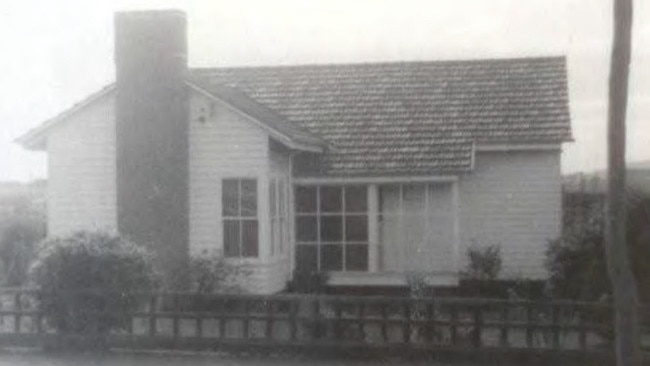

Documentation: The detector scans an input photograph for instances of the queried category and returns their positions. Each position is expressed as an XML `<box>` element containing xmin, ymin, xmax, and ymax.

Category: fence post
<box><xmin>472</xmin><ymin>306</ymin><xmax>482</xmax><ymax>348</ymax></box>
<box><xmin>358</xmin><ymin>301</ymin><xmax>365</xmax><ymax>341</ymax></box>
<box><xmin>266</xmin><ymin>299</ymin><xmax>274</xmax><ymax>340</ymax></box>
<box><xmin>172</xmin><ymin>294</ymin><xmax>180</xmax><ymax>342</ymax></box>
<box><xmin>381</xmin><ymin>302</ymin><xmax>388</xmax><ymax>343</ymax></box>
<box><xmin>14</xmin><ymin>292</ymin><xmax>21</xmax><ymax>334</ymax></box>
<box><xmin>450</xmin><ymin>306</ymin><xmax>458</xmax><ymax>346</ymax></box>
<box><xmin>289</xmin><ymin>299</ymin><xmax>298</xmax><ymax>341</ymax></box>
<box><xmin>242</xmin><ymin>299</ymin><xmax>250</xmax><ymax>339</ymax></box>
<box><xmin>578</xmin><ymin>306</ymin><xmax>587</xmax><ymax>351</ymax></box>
<box><xmin>526</xmin><ymin>303</ymin><xmax>534</xmax><ymax>348</ymax></box>
<box><xmin>149</xmin><ymin>294</ymin><xmax>157</xmax><ymax>337</ymax></box>
<box><xmin>403</xmin><ymin>300</ymin><xmax>411</xmax><ymax>344</ymax></box>
<box><xmin>218</xmin><ymin>299</ymin><xmax>226</xmax><ymax>339</ymax></box>
<box><xmin>426</xmin><ymin>301</ymin><xmax>435</xmax><ymax>344</ymax></box>
<box><xmin>500</xmin><ymin>303</ymin><xmax>509</xmax><ymax>348</ymax></box>
<box><xmin>552</xmin><ymin>305</ymin><xmax>560</xmax><ymax>349</ymax></box>
<box><xmin>310</xmin><ymin>298</ymin><xmax>320</xmax><ymax>341</ymax></box>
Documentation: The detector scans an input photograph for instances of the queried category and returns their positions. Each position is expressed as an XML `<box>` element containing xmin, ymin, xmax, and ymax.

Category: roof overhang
<box><xmin>15</xmin><ymin>81</ymin><xmax>327</xmax><ymax>154</ymax></box>
<box><xmin>186</xmin><ymin>81</ymin><xmax>326</xmax><ymax>153</ymax></box>
<box><xmin>15</xmin><ymin>85</ymin><xmax>116</xmax><ymax>151</ymax></box>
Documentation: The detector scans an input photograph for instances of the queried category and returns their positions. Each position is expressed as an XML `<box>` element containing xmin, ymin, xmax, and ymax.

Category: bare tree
<box><xmin>605</xmin><ymin>0</ymin><xmax>639</xmax><ymax>365</ymax></box>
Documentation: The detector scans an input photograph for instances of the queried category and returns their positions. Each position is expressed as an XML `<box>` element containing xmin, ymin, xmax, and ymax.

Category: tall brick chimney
<box><xmin>114</xmin><ymin>10</ymin><xmax>189</xmax><ymax>289</ymax></box>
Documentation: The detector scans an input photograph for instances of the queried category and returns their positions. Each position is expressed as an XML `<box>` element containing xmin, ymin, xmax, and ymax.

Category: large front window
<box><xmin>222</xmin><ymin>178</ymin><xmax>258</xmax><ymax>258</ymax></box>
<box><xmin>295</xmin><ymin>185</ymin><xmax>368</xmax><ymax>272</ymax></box>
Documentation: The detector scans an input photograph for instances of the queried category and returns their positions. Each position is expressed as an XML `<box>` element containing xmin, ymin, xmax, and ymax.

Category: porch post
<box><xmin>368</xmin><ymin>184</ymin><xmax>379</xmax><ymax>272</ymax></box>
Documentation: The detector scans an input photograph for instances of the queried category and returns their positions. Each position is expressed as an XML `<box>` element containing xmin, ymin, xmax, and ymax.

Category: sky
<box><xmin>1</xmin><ymin>0</ymin><xmax>649</xmax><ymax>182</ymax></box>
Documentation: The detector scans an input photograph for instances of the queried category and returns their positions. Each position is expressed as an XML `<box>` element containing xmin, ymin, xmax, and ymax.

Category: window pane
<box><xmin>320</xmin><ymin>186</ymin><xmax>342</xmax><ymax>212</ymax></box>
<box><xmin>321</xmin><ymin>244</ymin><xmax>343</xmax><ymax>271</ymax></box>
<box><xmin>379</xmin><ymin>185</ymin><xmax>400</xmax><ymax>214</ymax></box>
<box><xmin>295</xmin><ymin>186</ymin><xmax>316</xmax><ymax>213</ymax></box>
<box><xmin>223</xmin><ymin>220</ymin><xmax>240</xmax><ymax>257</ymax></box>
<box><xmin>222</xmin><ymin>179</ymin><xmax>239</xmax><ymax>216</ymax></box>
<box><xmin>270</xmin><ymin>218</ymin><xmax>277</xmax><ymax>255</ymax></box>
<box><xmin>296</xmin><ymin>216</ymin><xmax>317</xmax><ymax>242</ymax></box>
<box><xmin>403</xmin><ymin>184</ymin><xmax>425</xmax><ymax>214</ymax></box>
<box><xmin>241</xmin><ymin>179</ymin><xmax>257</xmax><ymax>216</ymax></box>
<box><xmin>345</xmin><ymin>245</ymin><xmax>368</xmax><ymax>271</ymax></box>
<box><xmin>296</xmin><ymin>245</ymin><xmax>318</xmax><ymax>273</ymax></box>
<box><xmin>269</xmin><ymin>180</ymin><xmax>277</xmax><ymax>218</ymax></box>
<box><xmin>278</xmin><ymin>181</ymin><xmax>286</xmax><ymax>216</ymax></box>
<box><xmin>320</xmin><ymin>215</ymin><xmax>342</xmax><ymax>242</ymax></box>
<box><xmin>345</xmin><ymin>215</ymin><xmax>368</xmax><ymax>242</ymax></box>
<box><xmin>345</xmin><ymin>186</ymin><xmax>367</xmax><ymax>213</ymax></box>
<box><xmin>279</xmin><ymin>217</ymin><xmax>286</xmax><ymax>253</ymax></box>
<box><xmin>242</xmin><ymin>220</ymin><xmax>258</xmax><ymax>257</ymax></box>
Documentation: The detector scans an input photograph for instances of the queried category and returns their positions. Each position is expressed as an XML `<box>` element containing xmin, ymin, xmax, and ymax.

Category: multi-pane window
<box><xmin>270</xmin><ymin>177</ymin><xmax>288</xmax><ymax>256</ymax></box>
<box><xmin>295</xmin><ymin>185</ymin><xmax>368</xmax><ymax>272</ymax></box>
<box><xmin>222</xmin><ymin>178</ymin><xmax>258</xmax><ymax>258</ymax></box>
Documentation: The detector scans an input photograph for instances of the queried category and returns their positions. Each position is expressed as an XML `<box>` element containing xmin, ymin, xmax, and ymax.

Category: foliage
<box><xmin>0</xmin><ymin>215</ymin><xmax>45</xmax><ymax>286</ymax></box>
<box><xmin>406</xmin><ymin>272</ymin><xmax>433</xmax><ymax>298</ymax></box>
<box><xmin>462</xmin><ymin>243</ymin><xmax>502</xmax><ymax>281</ymax></box>
<box><xmin>30</xmin><ymin>231</ymin><xmax>157</xmax><ymax>336</ymax></box>
<box><xmin>287</xmin><ymin>270</ymin><xmax>329</xmax><ymax>294</ymax></box>
<box><xmin>547</xmin><ymin>193</ymin><xmax>650</xmax><ymax>302</ymax></box>
<box><xmin>188</xmin><ymin>250</ymin><xmax>250</xmax><ymax>294</ymax></box>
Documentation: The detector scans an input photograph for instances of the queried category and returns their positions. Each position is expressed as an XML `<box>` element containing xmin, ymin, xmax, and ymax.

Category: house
<box><xmin>16</xmin><ymin>10</ymin><xmax>572</xmax><ymax>293</ymax></box>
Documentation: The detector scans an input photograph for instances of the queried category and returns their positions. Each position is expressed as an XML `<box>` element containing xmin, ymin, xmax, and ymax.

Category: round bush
<box><xmin>30</xmin><ymin>231</ymin><xmax>158</xmax><ymax>335</ymax></box>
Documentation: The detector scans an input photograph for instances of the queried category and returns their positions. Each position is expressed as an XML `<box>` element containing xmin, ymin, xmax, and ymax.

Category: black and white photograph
<box><xmin>0</xmin><ymin>0</ymin><xmax>649</xmax><ymax>365</ymax></box>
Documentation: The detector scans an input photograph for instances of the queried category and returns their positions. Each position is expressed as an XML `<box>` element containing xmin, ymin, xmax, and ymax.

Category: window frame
<box><xmin>222</xmin><ymin>178</ymin><xmax>259</xmax><ymax>258</ymax></box>
<box><xmin>270</xmin><ymin>176</ymin><xmax>289</xmax><ymax>256</ymax></box>
<box><xmin>295</xmin><ymin>185</ymin><xmax>369</xmax><ymax>272</ymax></box>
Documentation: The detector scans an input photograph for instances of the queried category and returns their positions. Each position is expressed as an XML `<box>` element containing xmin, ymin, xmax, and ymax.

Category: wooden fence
<box><xmin>0</xmin><ymin>288</ymin><xmax>626</xmax><ymax>359</ymax></box>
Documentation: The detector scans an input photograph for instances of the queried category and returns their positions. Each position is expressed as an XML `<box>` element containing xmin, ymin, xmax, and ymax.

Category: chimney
<box><xmin>114</xmin><ymin>10</ymin><xmax>189</xmax><ymax>289</ymax></box>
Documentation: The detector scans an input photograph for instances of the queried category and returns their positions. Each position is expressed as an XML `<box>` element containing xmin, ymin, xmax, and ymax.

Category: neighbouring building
<box><xmin>16</xmin><ymin>10</ymin><xmax>572</xmax><ymax>293</ymax></box>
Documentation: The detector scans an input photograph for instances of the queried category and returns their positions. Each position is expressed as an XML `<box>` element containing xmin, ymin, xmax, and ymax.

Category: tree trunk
<box><xmin>605</xmin><ymin>0</ymin><xmax>639</xmax><ymax>365</ymax></box>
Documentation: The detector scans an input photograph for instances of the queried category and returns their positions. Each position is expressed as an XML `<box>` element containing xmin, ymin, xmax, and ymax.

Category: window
<box><xmin>223</xmin><ymin>178</ymin><xmax>258</xmax><ymax>258</ymax></box>
<box><xmin>270</xmin><ymin>177</ymin><xmax>289</xmax><ymax>256</ymax></box>
<box><xmin>295</xmin><ymin>185</ymin><xmax>368</xmax><ymax>272</ymax></box>
<box><xmin>378</xmin><ymin>183</ymin><xmax>452</xmax><ymax>272</ymax></box>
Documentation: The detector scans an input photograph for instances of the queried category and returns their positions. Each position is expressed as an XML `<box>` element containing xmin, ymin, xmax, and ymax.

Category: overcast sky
<box><xmin>1</xmin><ymin>0</ymin><xmax>649</xmax><ymax>182</ymax></box>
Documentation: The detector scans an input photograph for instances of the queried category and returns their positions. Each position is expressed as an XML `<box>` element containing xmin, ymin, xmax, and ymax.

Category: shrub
<box><xmin>287</xmin><ymin>270</ymin><xmax>329</xmax><ymax>294</ymax></box>
<box><xmin>30</xmin><ymin>232</ymin><xmax>157</xmax><ymax>337</ymax></box>
<box><xmin>0</xmin><ymin>215</ymin><xmax>45</xmax><ymax>286</ymax></box>
<box><xmin>188</xmin><ymin>250</ymin><xmax>249</xmax><ymax>294</ymax></box>
<box><xmin>462</xmin><ymin>243</ymin><xmax>502</xmax><ymax>280</ymax></box>
<box><xmin>547</xmin><ymin>193</ymin><xmax>650</xmax><ymax>302</ymax></box>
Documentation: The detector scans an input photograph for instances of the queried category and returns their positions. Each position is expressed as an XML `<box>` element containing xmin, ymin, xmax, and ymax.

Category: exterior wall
<box><xmin>267</xmin><ymin>143</ymin><xmax>293</xmax><ymax>290</ymax></box>
<box><xmin>458</xmin><ymin>150</ymin><xmax>562</xmax><ymax>279</ymax></box>
<box><xmin>46</xmin><ymin>95</ymin><xmax>117</xmax><ymax>236</ymax></box>
<box><xmin>189</xmin><ymin>93</ymin><xmax>286</xmax><ymax>294</ymax></box>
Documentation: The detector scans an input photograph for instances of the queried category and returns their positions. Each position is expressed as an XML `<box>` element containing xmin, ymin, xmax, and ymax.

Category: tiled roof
<box><xmin>192</xmin><ymin>56</ymin><xmax>572</xmax><ymax>176</ymax></box>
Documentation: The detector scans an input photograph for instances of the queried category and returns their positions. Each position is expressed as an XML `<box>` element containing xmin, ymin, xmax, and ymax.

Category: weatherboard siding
<box><xmin>267</xmin><ymin>144</ymin><xmax>293</xmax><ymax>291</ymax></box>
<box><xmin>189</xmin><ymin>93</ymin><xmax>287</xmax><ymax>294</ymax></box>
<box><xmin>47</xmin><ymin>95</ymin><xmax>117</xmax><ymax>236</ymax></box>
<box><xmin>458</xmin><ymin>150</ymin><xmax>562</xmax><ymax>279</ymax></box>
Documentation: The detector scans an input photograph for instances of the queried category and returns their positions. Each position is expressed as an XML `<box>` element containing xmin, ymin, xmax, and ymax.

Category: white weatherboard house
<box><xmin>17</xmin><ymin>10</ymin><xmax>572</xmax><ymax>294</ymax></box>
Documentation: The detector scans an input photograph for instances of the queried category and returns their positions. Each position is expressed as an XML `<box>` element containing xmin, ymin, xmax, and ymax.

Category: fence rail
<box><xmin>0</xmin><ymin>288</ymin><xmax>624</xmax><ymax>358</ymax></box>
